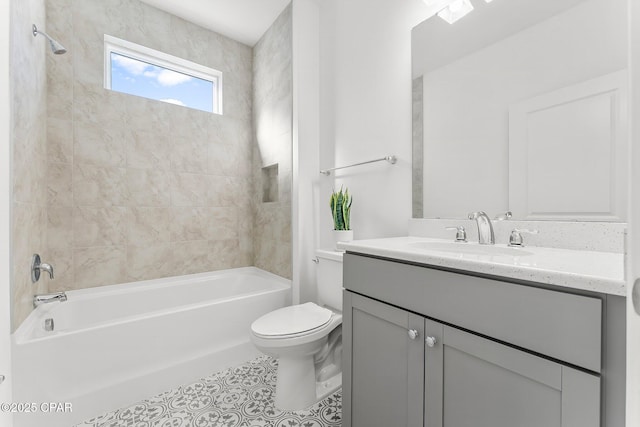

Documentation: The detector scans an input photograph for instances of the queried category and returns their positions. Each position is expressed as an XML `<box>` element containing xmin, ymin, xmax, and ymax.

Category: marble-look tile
<box><xmin>13</xmin><ymin>135</ymin><xmax>48</xmax><ymax>205</ymax></box>
<box><xmin>126</xmin><ymin>243</ymin><xmax>173</xmax><ymax>281</ymax></box>
<box><xmin>70</xmin><ymin>16</ymin><xmax>108</xmax><ymax>85</ymax></box>
<box><xmin>126</xmin><ymin>130</ymin><xmax>172</xmax><ymax>170</ymax></box>
<box><xmin>167</xmin><ymin>14</ymin><xmax>212</xmax><ymax>68</ymax></box>
<box><xmin>47</xmin><ymin>118</ymin><xmax>73</xmax><ymax>163</ymax></box>
<box><xmin>209</xmin><ymin>207</ymin><xmax>240</xmax><ymax>240</ymax></box>
<box><xmin>250</xmin><ymin>4</ymin><xmax>293</xmax><ymax>280</ymax></box>
<box><xmin>170</xmin><ymin>173</ymin><xmax>209</xmax><ymax>207</ymax></box>
<box><xmin>11</xmin><ymin>0</ymin><xmax>48</xmax><ymax>330</ymax></box>
<box><xmin>126</xmin><ymin>96</ymin><xmax>171</xmax><ymax>135</ymax></box>
<box><xmin>209</xmin><ymin>142</ymin><xmax>252</xmax><ymax>178</ymax></box>
<box><xmin>11</xmin><ymin>202</ymin><xmax>48</xmax><ymax>329</ymax></box>
<box><xmin>222</xmin><ymin>74</ymin><xmax>253</xmax><ymax>122</ymax></box>
<box><xmin>47</xmin><ymin>162</ymin><xmax>73</xmax><ymax>206</ymax></box>
<box><xmin>47</xmin><ymin>52</ymin><xmax>73</xmax><ymax>120</ymax></box>
<box><xmin>121</xmin><ymin>0</ymin><xmax>172</xmax><ymax>54</ymax></box>
<box><xmin>172</xmin><ymin>107</ymin><xmax>212</xmax><ymax>140</ymax></box>
<box><xmin>171</xmin><ymin>138</ymin><xmax>208</xmax><ymax>174</ymax></box>
<box><xmin>126</xmin><ymin>207</ymin><xmax>171</xmax><ymax>246</ymax></box>
<box><xmin>170</xmin><ymin>207</ymin><xmax>210</xmax><ymax>242</ymax></box>
<box><xmin>35</xmin><ymin>0</ymin><xmax>292</xmax><ymax>298</ymax></box>
<box><xmin>43</xmin><ymin>247</ymin><xmax>74</xmax><ymax>293</ymax></box>
<box><xmin>74</xmin><ymin>246</ymin><xmax>126</xmax><ymax>289</ymax></box>
<box><xmin>74</xmin><ymin>121</ymin><xmax>127</xmax><ymax>167</ymax></box>
<box><xmin>125</xmin><ymin>168</ymin><xmax>171</xmax><ymax>207</ymax></box>
<box><xmin>47</xmin><ymin>206</ymin><xmax>73</xmax><ymax>251</ymax></box>
<box><xmin>73</xmin><ymin>164</ymin><xmax>127</xmax><ymax>207</ymax></box>
<box><xmin>208</xmin><ymin>239</ymin><xmax>241</xmax><ymax>270</ymax></box>
<box><xmin>218</xmin><ymin>116</ymin><xmax>253</xmax><ymax>153</ymax></box>
<box><xmin>238</xmin><ymin>237</ymin><xmax>254</xmax><ymax>267</ymax></box>
<box><xmin>73</xmin><ymin>81</ymin><xmax>131</xmax><ymax>127</ymax></box>
<box><xmin>207</xmin><ymin>176</ymin><xmax>251</xmax><ymax>208</ymax></box>
<box><xmin>171</xmin><ymin>207</ymin><xmax>238</xmax><ymax>242</ymax></box>
<box><xmin>73</xmin><ymin>206</ymin><xmax>127</xmax><ymax>247</ymax></box>
<box><xmin>46</xmin><ymin>0</ymin><xmax>73</xmax><ymax>36</ymax></box>
<box><xmin>172</xmin><ymin>240</ymin><xmax>211</xmax><ymax>275</ymax></box>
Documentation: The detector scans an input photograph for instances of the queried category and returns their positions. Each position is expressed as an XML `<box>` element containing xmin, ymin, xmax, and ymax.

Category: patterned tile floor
<box><xmin>75</xmin><ymin>356</ymin><xmax>342</xmax><ymax>427</ymax></box>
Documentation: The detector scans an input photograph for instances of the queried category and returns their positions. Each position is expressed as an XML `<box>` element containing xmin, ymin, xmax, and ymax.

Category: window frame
<box><xmin>104</xmin><ymin>34</ymin><xmax>223</xmax><ymax>114</ymax></box>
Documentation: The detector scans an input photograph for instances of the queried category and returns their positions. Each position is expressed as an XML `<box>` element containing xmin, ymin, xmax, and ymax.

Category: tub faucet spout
<box><xmin>468</xmin><ymin>211</ymin><xmax>495</xmax><ymax>245</ymax></box>
<box><xmin>33</xmin><ymin>292</ymin><xmax>67</xmax><ymax>307</ymax></box>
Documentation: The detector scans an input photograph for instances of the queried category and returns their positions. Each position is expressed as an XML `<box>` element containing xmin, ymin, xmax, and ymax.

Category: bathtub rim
<box><xmin>13</xmin><ymin>267</ymin><xmax>291</xmax><ymax>344</ymax></box>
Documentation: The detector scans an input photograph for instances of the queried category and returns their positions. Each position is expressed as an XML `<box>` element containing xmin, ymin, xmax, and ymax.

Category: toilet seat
<box><xmin>251</xmin><ymin>302</ymin><xmax>333</xmax><ymax>339</ymax></box>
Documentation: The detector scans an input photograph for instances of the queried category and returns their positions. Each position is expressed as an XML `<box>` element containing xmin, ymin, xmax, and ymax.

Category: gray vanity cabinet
<box><xmin>342</xmin><ymin>253</ymin><xmax>615</xmax><ymax>427</ymax></box>
<box><xmin>342</xmin><ymin>291</ymin><xmax>425</xmax><ymax>427</ymax></box>
<box><xmin>424</xmin><ymin>319</ymin><xmax>600</xmax><ymax>427</ymax></box>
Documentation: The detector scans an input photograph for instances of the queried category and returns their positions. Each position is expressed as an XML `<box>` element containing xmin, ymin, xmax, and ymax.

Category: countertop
<box><xmin>340</xmin><ymin>236</ymin><xmax>626</xmax><ymax>296</ymax></box>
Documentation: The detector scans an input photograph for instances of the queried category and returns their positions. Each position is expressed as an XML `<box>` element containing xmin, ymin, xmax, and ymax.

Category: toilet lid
<box><xmin>252</xmin><ymin>302</ymin><xmax>333</xmax><ymax>337</ymax></box>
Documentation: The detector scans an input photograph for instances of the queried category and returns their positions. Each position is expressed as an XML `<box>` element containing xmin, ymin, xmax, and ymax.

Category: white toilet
<box><xmin>250</xmin><ymin>249</ymin><xmax>343</xmax><ymax>410</ymax></box>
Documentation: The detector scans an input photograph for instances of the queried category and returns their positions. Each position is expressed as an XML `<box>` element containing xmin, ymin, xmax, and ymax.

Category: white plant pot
<box><xmin>333</xmin><ymin>230</ymin><xmax>354</xmax><ymax>251</ymax></box>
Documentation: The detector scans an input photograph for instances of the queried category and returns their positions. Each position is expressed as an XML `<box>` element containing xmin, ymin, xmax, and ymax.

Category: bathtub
<box><xmin>11</xmin><ymin>267</ymin><xmax>291</xmax><ymax>427</ymax></box>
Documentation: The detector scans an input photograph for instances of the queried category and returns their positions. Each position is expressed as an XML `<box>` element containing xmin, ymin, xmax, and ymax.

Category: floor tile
<box><xmin>75</xmin><ymin>356</ymin><xmax>342</xmax><ymax>427</ymax></box>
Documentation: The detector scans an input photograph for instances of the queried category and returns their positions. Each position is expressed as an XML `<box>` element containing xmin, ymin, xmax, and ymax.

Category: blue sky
<box><xmin>110</xmin><ymin>52</ymin><xmax>215</xmax><ymax>113</ymax></box>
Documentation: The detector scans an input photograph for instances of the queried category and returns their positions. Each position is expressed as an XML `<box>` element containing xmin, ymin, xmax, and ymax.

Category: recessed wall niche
<box><xmin>262</xmin><ymin>164</ymin><xmax>279</xmax><ymax>203</ymax></box>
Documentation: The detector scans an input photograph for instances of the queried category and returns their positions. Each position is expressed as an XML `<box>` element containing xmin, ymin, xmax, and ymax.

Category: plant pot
<box><xmin>333</xmin><ymin>230</ymin><xmax>354</xmax><ymax>251</ymax></box>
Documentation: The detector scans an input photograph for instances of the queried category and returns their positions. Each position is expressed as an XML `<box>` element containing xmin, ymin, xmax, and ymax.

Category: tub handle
<box><xmin>312</xmin><ymin>257</ymin><xmax>319</xmax><ymax>264</ymax></box>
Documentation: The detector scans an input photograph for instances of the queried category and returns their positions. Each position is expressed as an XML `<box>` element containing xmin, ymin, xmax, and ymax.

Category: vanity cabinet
<box><xmin>342</xmin><ymin>292</ymin><xmax>425</xmax><ymax>426</ymax></box>
<box><xmin>423</xmin><ymin>318</ymin><xmax>599</xmax><ymax>427</ymax></box>
<box><xmin>342</xmin><ymin>253</ymin><xmax>623</xmax><ymax>427</ymax></box>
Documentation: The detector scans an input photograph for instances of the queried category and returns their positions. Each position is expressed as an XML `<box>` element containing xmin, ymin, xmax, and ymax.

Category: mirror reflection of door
<box><xmin>412</xmin><ymin>0</ymin><xmax>628</xmax><ymax>221</ymax></box>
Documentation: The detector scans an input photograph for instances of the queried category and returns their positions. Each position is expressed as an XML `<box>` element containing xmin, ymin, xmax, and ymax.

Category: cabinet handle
<box><xmin>408</xmin><ymin>329</ymin><xmax>419</xmax><ymax>340</ymax></box>
<box><xmin>426</xmin><ymin>336</ymin><xmax>437</xmax><ymax>348</ymax></box>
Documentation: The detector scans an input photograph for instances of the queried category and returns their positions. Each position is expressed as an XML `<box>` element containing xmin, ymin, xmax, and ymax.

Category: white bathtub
<box><xmin>12</xmin><ymin>267</ymin><xmax>291</xmax><ymax>427</ymax></box>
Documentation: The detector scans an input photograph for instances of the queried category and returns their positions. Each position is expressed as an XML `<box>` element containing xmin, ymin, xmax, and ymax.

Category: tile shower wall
<box><xmin>10</xmin><ymin>0</ymin><xmax>49</xmax><ymax>330</ymax></box>
<box><xmin>252</xmin><ymin>5</ymin><xmax>293</xmax><ymax>280</ymax></box>
<box><xmin>44</xmin><ymin>0</ymin><xmax>255</xmax><ymax>293</ymax></box>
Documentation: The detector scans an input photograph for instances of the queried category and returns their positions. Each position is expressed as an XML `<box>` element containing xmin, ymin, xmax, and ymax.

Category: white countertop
<box><xmin>340</xmin><ymin>236</ymin><xmax>626</xmax><ymax>296</ymax></box>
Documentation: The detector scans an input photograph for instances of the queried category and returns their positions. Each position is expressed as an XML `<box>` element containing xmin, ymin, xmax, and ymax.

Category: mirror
<box><xmin>412</xmin><ymin>0</ymin><xmax>628</xmax><ymax>221</ymax></box>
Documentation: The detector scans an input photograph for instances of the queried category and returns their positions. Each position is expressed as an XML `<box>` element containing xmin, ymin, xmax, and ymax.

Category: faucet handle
<box><xmin>508</xmin><ymin>228</ymin><xmax>539</xmax><ymax>247</ymax></box>
<box><xmin>445</xmin><ymin>226</ymin><xmax>467</xmax><ymax>242</ymax></box>
<box><xmin>31</xmin><ymin>254</ymin><xmax>54</xmax><ymax>282</ymax></box>
<box><xmin>468</xmin><ymin>211</ymin><xmax>486</xmax><ymax>220</ymax></box>
<box><xmin>494</xmin><ymin>211</ymin><xmax>513</xmax><ymax>221</ymax></box>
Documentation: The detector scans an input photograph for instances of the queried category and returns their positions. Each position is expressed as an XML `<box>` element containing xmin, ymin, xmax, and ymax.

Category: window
<box><xmin>104</xmin><ymin>35</ymin><xmax>222</xmax><ymax>114</ymax></box>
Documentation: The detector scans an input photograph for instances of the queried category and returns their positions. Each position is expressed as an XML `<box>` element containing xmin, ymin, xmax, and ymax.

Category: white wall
<box><xmin>1</xmin><ymin>0</ymin><xmax>13</xmax><ymax>423</ymax></box>
<box><xmin>317</xmin><ymin>0</ymin><xmax>430</xmax><ymax>247</ymax></box>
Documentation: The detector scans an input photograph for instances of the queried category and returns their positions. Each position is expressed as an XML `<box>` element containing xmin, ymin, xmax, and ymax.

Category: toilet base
<box><xmin>274</xmin><ymin>356</ymin><xmax>342</xmax><ymax>410</ymax></box>
<box><xmin>274</xmin><ymin>355</ymin><xmax>317</xmax><ymax>410</ymax></box>
<box><xmin>316</xmin><ymin>368</ymin><xmax>342</xmax><ymax>402</ymax></box>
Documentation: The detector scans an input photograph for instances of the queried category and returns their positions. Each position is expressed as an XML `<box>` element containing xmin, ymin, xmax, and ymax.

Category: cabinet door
<box><xmin>343</xmin><ymin>291</ymin><xmax>424</xmax><ymax>427</ymax></box>
<box><xmin>424</xmin><ymin>320</ymin><xmax>601</xmax><ymax>427</ymax></box>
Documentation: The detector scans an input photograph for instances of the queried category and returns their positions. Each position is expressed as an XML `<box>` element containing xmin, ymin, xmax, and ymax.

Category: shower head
<box><xmin>32</xmin><ymin>24</ymin><xmax>67</xmax><ymax>55</ymax></box>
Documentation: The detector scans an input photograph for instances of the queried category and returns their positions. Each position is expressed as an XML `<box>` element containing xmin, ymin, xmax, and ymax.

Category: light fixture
<box><xmin>437</xmin><ymin>0</ymin><xmax>474</xmax><ymax>24</ymax></box>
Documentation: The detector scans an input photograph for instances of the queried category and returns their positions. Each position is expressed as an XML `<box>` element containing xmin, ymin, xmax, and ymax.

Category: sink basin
<box><xmin>409</xmin><ymin>241</ymin><xmax>533</xmax><ymax>257</ymax></box>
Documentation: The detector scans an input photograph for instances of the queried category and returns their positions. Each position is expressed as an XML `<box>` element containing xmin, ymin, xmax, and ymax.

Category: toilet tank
<box><xmin>316</xmin><ymin>249</ymin><xmax>343</xmax><ymax>311</ymax></box>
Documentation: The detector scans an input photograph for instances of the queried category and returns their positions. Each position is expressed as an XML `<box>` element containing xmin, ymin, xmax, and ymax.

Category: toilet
<box><xmin>250</xmin><ymin>249</ymin><xmax>343</xmax><ymax>410</ymax></box>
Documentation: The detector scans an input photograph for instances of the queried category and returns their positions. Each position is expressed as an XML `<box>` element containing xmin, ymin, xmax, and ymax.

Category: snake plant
<box><xmin>329</xmin><ymin>187</ymin><xmax>352</xmax><ymax>231</ymax></box>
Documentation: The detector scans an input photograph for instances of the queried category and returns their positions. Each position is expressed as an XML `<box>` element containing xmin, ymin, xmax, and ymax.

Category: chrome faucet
<box><xmin>468</xmin><ymin>211</ymin><xmax>495</xmax><ymax>245</ymax></box>
<box><xmin>33</xmin><ymin>292</ymin><xmax>67</xmax><ymax>307</ymax></box>
<box><xmin>31</xmin><ymin>254</ymin><xmax>54</xmax><ymax>282</ymax></box>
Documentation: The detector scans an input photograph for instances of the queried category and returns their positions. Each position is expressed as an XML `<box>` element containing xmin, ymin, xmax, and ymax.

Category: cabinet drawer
<box><xmin>344</xmin><ymin>254</ymin><xmax>602</xmax><ymax>372</ymax></box>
